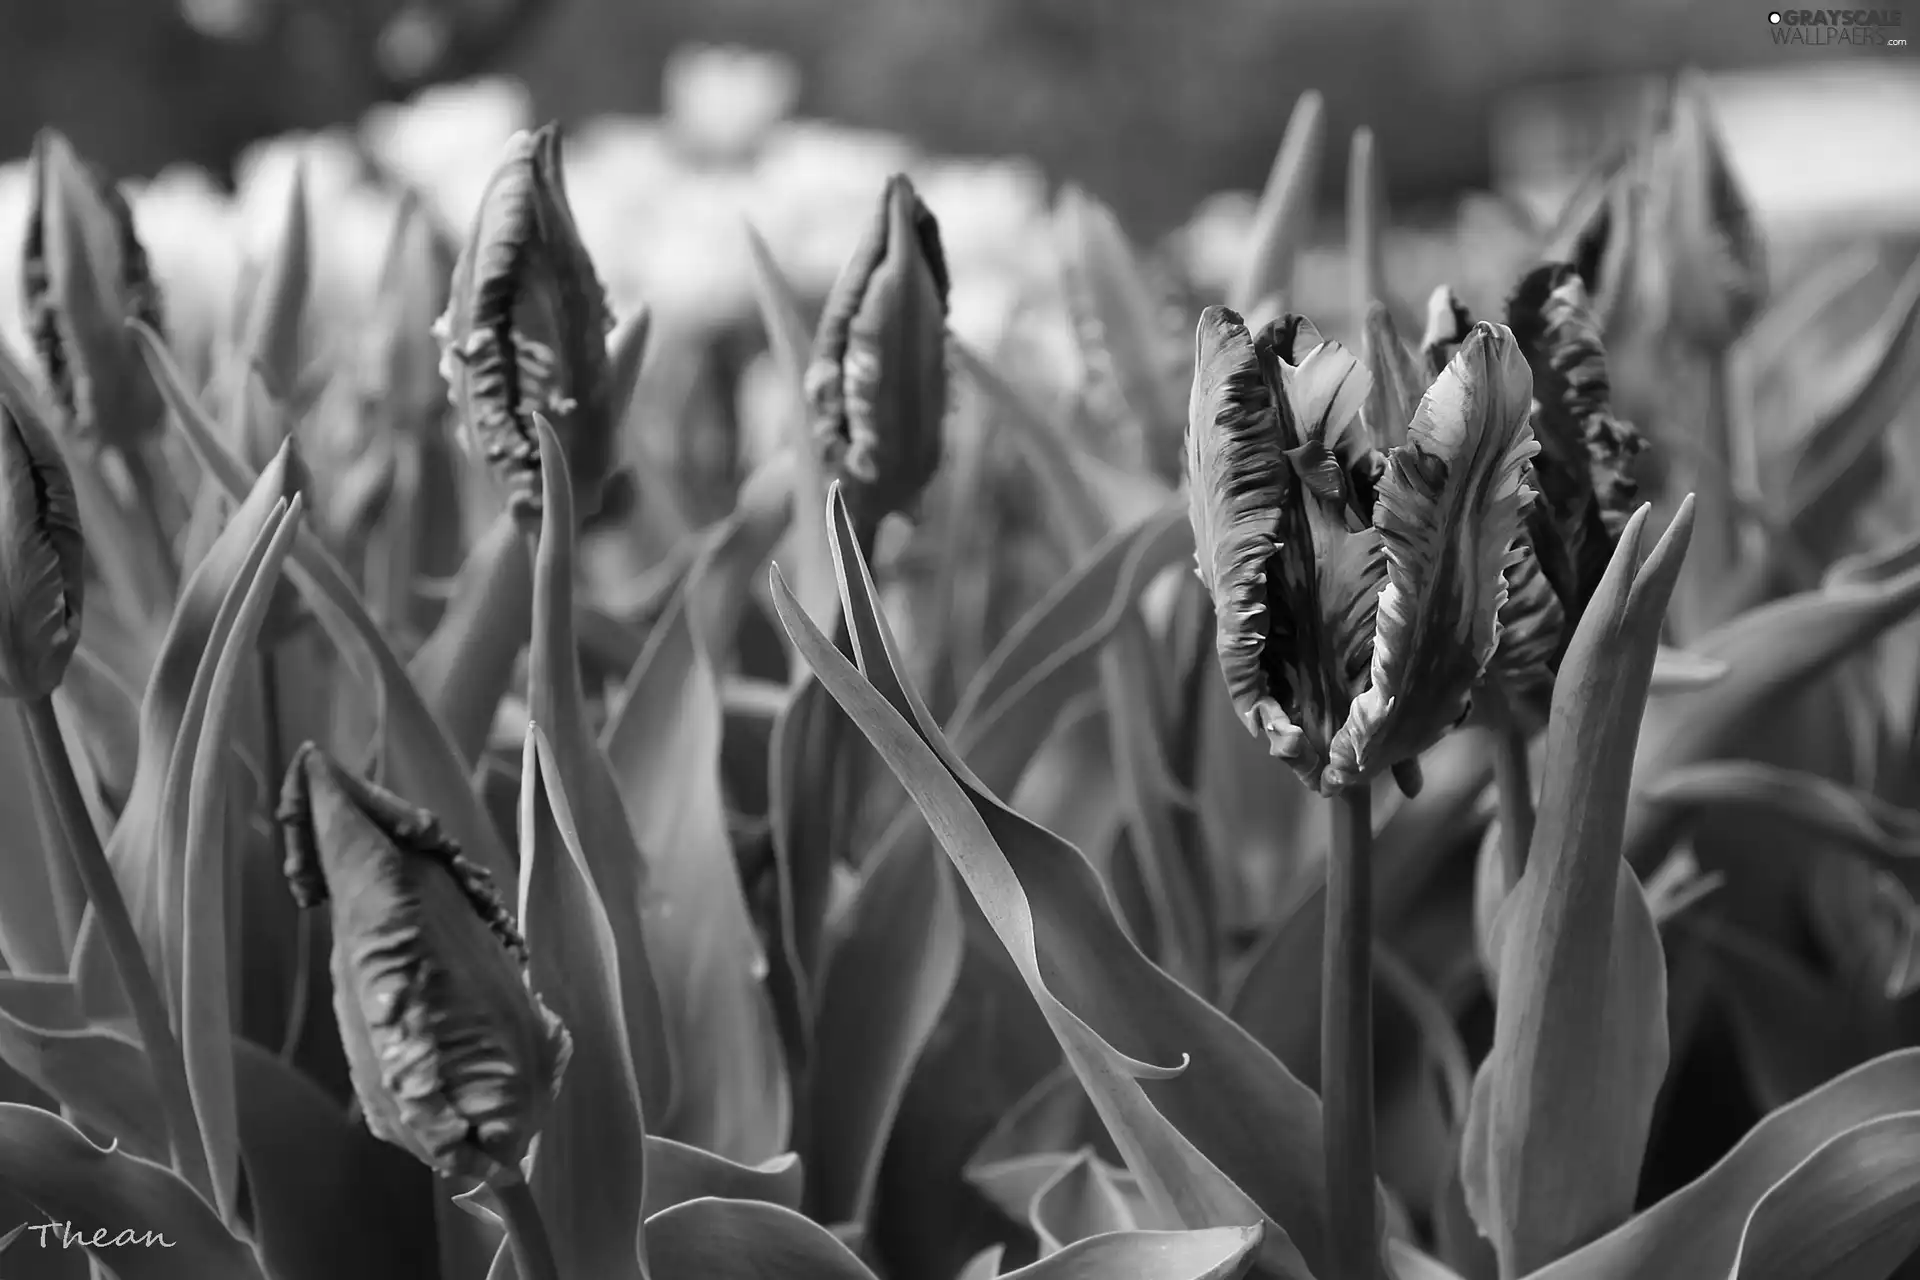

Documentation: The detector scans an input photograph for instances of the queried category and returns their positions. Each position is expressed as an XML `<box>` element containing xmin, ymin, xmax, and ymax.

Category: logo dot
<box><xmin>1769</xmin><ymin>9</ymin><xmax>1782</xmax><ymax>20</ymax></box>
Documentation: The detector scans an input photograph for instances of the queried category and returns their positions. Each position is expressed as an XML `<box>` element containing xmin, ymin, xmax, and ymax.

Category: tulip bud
<box><xmin>435</xmin><ymin>125</ymin><xmax>617</xmax><ymax>524</ymax></box>
<box><xmin>21</xmin><ymin>130</ymin><xmax>167</xmax><ymax>454</ymax></box>
<box><xmin>804</xmin><ymin>173</ymin><xmax>951</xmax><ymax>539</ymax></box>
<box><xmin>1648</xmin><ymin>72</ymin><xmax>1765</xmax><ymax>351</ymax></box>
<box><xmin>0</xmin><ymin>381</ymin><xmax>86</xmax><ymax>700</ymax></box>
<box><xmin>278</xmin><ymin>743</ymin><xmax>570</xmax><ymax>1184</ymax></box>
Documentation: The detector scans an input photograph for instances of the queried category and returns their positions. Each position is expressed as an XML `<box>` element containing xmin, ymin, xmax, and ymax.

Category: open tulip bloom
<box><xmin>1186</xmin><ymin>305</ymin><xmax>1539</xmax><ymax>799</ymax></box>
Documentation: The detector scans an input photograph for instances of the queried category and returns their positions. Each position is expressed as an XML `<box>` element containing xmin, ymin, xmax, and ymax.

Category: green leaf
<box><xmin>1728</xmin><ymin>1110</ymin><xmax>1920</xmax><ymax>1278</ymax></box>
<box><xmin>641</xmin><ymin>1137</ymin><xmax>803</xmax><ymax>1219</ymax></box>
<box><xmin>0</xmin><ymin>705</ymin><xmax>73</xmax><ymax>975</ymax></box>
<box><xmin>0</xmin><ymin>974</ymin><xmax>166</xmax><ymax>1162</ymax></box>
<box><xmin>1778</xmin><ymin>255</ymin><xmax>1920</xmax><ymax>562</ymax></box>
<box><xmin>1626</xmin><ymin>557</ymin><xmax>1920</xmax><ymax>866</ymax></box>
<box><xmin>770</xmin><ymin>486</ymin><xmax>1330</xmax><ymax>1280</ymax></box>
<box><xmin>644</xmin><ymin>1197</ymin><xmax>878</xmax><ymax>1280</ymax></box>
<box><xmin>232</xmin><ymin>1038</ymin><xmax>438</xmax><ymax>1280</ymax></box>
<box><xmin>1234</xmin><ymin>90</ymin><xmax>1326</xmax><ymax>318</ymax></box>
<box><xmin>175</xmin><ymin>493</ymin><xmax>305</xmax><ymax>1225</ymax></box>
<box><xmin>0</xmin><ymin>1103</ymin><xmax>265</xmax><ymax>1280</ymax></box>
<box><xmin>74</xmin><ymin>444</ymin><xmax>296</xmax><ymax>1021</ymax></box>
<box><xmin>999</xmin><ymin>1226</ymin><xmax>1264</xmax><ymax>1280</ymax></box>
<box><xmin>525</xmin><ymin>414</ymin><xmax>675</xmax><ymax>1126</ymax></box>
<box><xmin>601</xmin><ymin>587</ymin><xmax>788</xmax><ymax>1161</ymax></box>
<box><xmin>1526</xmin><ymin>1051</ymin><xmax>1920</xmax><ymax>1279</ymax></box>
<box><xmin>407</xmin><ymin>511</ymin><xmax>532</xmax><ymax>769</ymax></box>
<box><xmin>1031</xmin><ymin>1149</ymin><xmax>1148</xmax><ymax>1254</ymax></box>
<box><xmin>1643</xmin><ymin>762</ymin><xmax>1920</xmax><ymax>873</ymax></box>
<box><xmin>806</xmin><ymin>804</ymin><xmax>963</xmax><ymax>1225</ymax></box>
<box><xmin>1388</xmin><ymin>1241</ymin><xmax>1469</xmax><ymax>1280</ymax></box>
<box><xmin>130</xmin><ymin>321</ymin><xmax>515</xmax><ymax>887</ymax></box>
<box><xmin>958</xmin><ymin>1245</ymin><xmax>1007</xmax><ymax>1280</ymax></box>
<box><xmin>1463</xmin><ymin>498</ymin><xmax>1696</xmax><ymax>1277</ymax></box>
<box><xmin>517</xmin><ymin>726</ymin><xmax>652</xmax><ymax>1280</ymax></box>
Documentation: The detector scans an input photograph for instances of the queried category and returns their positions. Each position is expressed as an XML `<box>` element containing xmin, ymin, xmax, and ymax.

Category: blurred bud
<box><xmin>362</xmin><ymin>192</ymin><xmax>456</xmax><ymax>441</ymax></box>
<box><xmin>22</xmin><ymin>130</ymin><xmax>167</xmax><ymax>453</ymax></box>
<box><xmin>1648</xmin><ymin>72</ymin><xmax>1766</xmax><ymax>350</ymax></box>
<box><xmin>435</xmin><ymin>125</ymin><xmax>617</xmax><ymax>524</ymax></box>
<box><xmin>804</xmin><ymin>173</ymin><xmax>951</xmax><ymax>538</ymax></box>
<box><xmin>0</xmin><ymin>383</ymin><xmax>86</xmax><ymax>701</ymax></box>
<box><xmin>278</xmin><ymin>743</ymin><xmax>570</xmax><ymax>1183</ymax></box>
<box><xmin>1545</xmin><ymin>146</ymin><xmax>1643</xmax><ymax>339</ymax></box>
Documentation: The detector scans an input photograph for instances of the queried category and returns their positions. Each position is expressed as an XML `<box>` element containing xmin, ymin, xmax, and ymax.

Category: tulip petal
<box><xmin>1330</xmin><ymin>323</ymin><xmax>1539</xmax><ymax>790</ymax></box>
<box><xmin>1183</xmin><ymin>308</ymin><xmax>1288</xmax><ymax>748</ymax></box>
<box><xmin>1362</xmin><ymin>303</ymin><xmax>1423</xmax><ymax>451</ymax></box>
<box><xmin>1461</xmin><ymin>498</ymin><xmax>1695</xmax><ymax>1276</ymax></box>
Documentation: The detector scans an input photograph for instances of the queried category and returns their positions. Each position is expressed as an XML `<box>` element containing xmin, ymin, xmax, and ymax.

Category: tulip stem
<box><xmin>20</xmin><ymin>694</ymin><xmax>210</xmax><ymax>1200</ymax></box>
<box><xmin>1323</xmin><ymin>786</ymin><xmax>1381</xmax><ymax>1280</ymax></box>
<box><xmin>495</xmin><ymin>1176</ymin><xmax>561</xmax><ymax>1280</ymax></box>
<box><xmin>1492</xmin><ymin>720</ymin><xmax>1536</xmax><ymax>887</ymax></box>
<box><xmin>1689</xmin><ymin>349</ymin><xmax>1744</xmax><ymax>632</ymax></box>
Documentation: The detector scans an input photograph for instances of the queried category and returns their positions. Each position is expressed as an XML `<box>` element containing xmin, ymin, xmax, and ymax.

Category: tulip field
<box><xmin>0</xmin><ymin>50</ymin><xmax>1919</xmax><ymax>1280</ymax></box>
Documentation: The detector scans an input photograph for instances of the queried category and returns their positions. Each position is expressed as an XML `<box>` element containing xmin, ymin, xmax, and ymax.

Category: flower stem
<box><xmin>20</xmin><ymin>695</ymin><xmax>210</xmax><ymax>1200</ymax></box>
<box><xmin>1688</xmin><ymin>348</ymin><xmax>1744</xmax><ymax>633</ymax></box>
<box><xmin>1323</xmin><ymin>786</ymin><xmax>1381</xmax><ymax>1280</ymax></box>
<box><xmin>495</xmin><ymin>1175</ymin><xmax>561</xmax><ymax>1280</ymax></box>
<box><xmin>1491</xmin><ymin>720</ymin><xmax>1536</xmax><ymax>888</ymax></box>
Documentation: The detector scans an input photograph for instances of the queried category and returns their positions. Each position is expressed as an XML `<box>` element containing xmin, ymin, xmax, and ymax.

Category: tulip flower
<box><xmin>0</xmin><ymin>394</ymin><xmax>85</xmax><ymax>702</ymax></box>
<box><xmin>1489</xmin><ymin>261</ymin><xmax>1649</xmax><ymax>721</ymax></box>
<box><xmin>278</xmin><ymin>742</ymin><xmax>571</xmax><ymax>1186</ymax></box>
<box><xmin>803</xmin><ymin>173</ymin><xmax>951</xmax><ymax>544</ymax></box>
<box><xmin>21</xmin><ymin>129</ymin><xmax>168</xmax><ymax>455</ymax></box>
<box><xmin>1186</xmin><ymin>305</ymin><xmax>1538</xmax><ymax>798</ymax></box>
<box><xmin>434</xmin><ymin>124</ymin><xmax>620</xmax><ymax>524</ymax></box>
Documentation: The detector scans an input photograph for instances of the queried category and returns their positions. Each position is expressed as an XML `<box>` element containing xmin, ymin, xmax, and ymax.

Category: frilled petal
<box><xmin>1327</xmin><ymin>322</ymin><xmax>1539</xmax><ymax>791</ymax></box>
<box><xmin>1483</xmin><ymin>529</ymin><xmax>1565</xmax><ymax>727</ymax></box>
<box><xmin>1506</xmin><ymin>262</ymin><xmax>1647</xmax><ymax>614</ymax></box>
<box><xmin>1185</xmin><ymin>307</ymin><xmax>1293</xmax><ymax>746</ymax></box>
<box><xmin>0</xmin><ymin>390</ymin><xmax>85</xmax><ymax>700</ymax></box>
<box><xmin>279</xmin><ymin>744</ymin><xmax>570</xmax><ymax>1182</ymax></box>
<box><xmin>436</xmin><ymin>125</ymin><xmax>615</xmax><ymax>523</ymax></box>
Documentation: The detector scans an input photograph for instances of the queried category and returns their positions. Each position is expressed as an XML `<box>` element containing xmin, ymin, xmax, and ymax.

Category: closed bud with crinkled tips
<box><xmin>0</xmin><ymin>374</ymin><xmax>86</xmax><ymax>701</ymax></box>
<box><xmin>22</xmin><ymin>130</ymin><xmax>167</xmax><ymax>454</ymax></box>
<box><xmin>804</xmin><ymin>173</ymin><xmax>951</xmax><ymax>540</ymax></box>
<box><xmin>1648</xmin><ymin>71</ymin><xmax>1765</xmax><ymax>351</ymax></box>
<box><xmin>277</xmin><ymin>743</ymin><xmax>570</xmax><ymax>1184</ymax></box>
<box><xmin>434</xmin><ymin>124</ymin><xmax>617</xmax><ymax>526</ymax></box>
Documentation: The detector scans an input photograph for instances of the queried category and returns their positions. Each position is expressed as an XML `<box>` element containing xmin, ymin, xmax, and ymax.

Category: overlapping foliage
<box><xmin>1</xmin><ymin>55</ymin><xmax>1919</xmax><ymax>1280</ymax></box>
